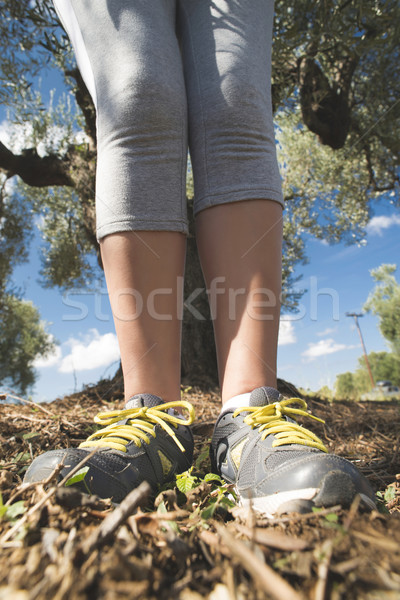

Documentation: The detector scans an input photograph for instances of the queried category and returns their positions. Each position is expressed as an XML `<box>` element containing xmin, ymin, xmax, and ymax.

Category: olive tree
<box><xmin>0</xmin><ymin>0</ymin><xmax>399</xmax><ymax>389</ymax></box>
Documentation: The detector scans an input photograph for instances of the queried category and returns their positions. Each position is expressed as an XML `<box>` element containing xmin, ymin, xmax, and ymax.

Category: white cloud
<box><xmin>0</xmin><ymin>119</ymin><xmax>33</xmax><ymax>154</ymax></box>
<box><xmin>59</xmin><ymin>329</ymin><xmax>120</xmax><ymax>373</ymax></box>
<box><xmin>316</xmin><ymin>327</ymin><xmax>337</xmax><ymax>337</ymax></box>
<box><xmin>33</xmin><ymin>345</ymin><xmax>62</xmax><ymax>369</ymax></box>
<box><xmin>33</xmin><ymin>329</ymin><xmax>121</xmax><ymax>373</ymax></box>
<box><xmin>366</xmin><ymin>214</ymin><xmax>400</xmax><ymax>236</ymax></box>
<box><xmin>278</xmin><ymin>320</ymin><xmax>296</xmax><ymax>346</ymax></box>
<box><xmin>301</xmin><ymin>338</ymin><xmax>355</xmax><ymax>361</ymax></box>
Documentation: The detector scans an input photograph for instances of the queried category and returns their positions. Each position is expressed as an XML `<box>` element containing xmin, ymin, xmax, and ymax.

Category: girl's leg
<box><xmin>100</xmin><ymin>231</ymin><xmax>186</xmax><ymax>403</ymax></box>
<box><xmin>54</xmin><ymin>0</ymin><xmax>189</xmax><ymax>402</ymax></box>
<box><xmin>178</xmin><ymin>0</ymin><xmax>283</xmax><ymax>400</ymax></box>
<box><xmin>25</xmin><ymin>1</ymin><xmax>196</xmax><ymax>502</ymax></box>
<box><xmin>195</xmin><ymin>200</ymin><xmax>282</xmax><ymax>403</ymax></box>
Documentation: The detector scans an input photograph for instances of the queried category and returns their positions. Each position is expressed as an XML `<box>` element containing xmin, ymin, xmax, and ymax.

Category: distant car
<box><xmin>361</xmin><ymin>381</ymin><xmax>400</xmax><ymax>401</ymax></box>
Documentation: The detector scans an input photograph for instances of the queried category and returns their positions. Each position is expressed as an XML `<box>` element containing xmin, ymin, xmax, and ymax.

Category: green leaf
<box><xmin>203</xmin><ymin>473</ymin><xmax>223</xmax><ymax>484</ymax></box>
<box><xmin>324</xmin><ymin>513</ymin><xmax>339</xmax><ymax>523</ymax></box>
<box><xmin>220</xmin><ymin>496</ymin><xmax>236</xmax><ymax>509</ymax></box>
<box><xmin>0</xmin><ymin>494</ymin><xmax>26</xmax><ymax>522</ymax></box>
<box><xmin>13</xmin><ymin>452</ymin><xmax>31</xmax><ymax>463</ymax></box>
<box><xmin>65</xmin><ymin>466</ymin><xmax>89</xmax><ymax>487</ymax></box>
<box><xmin>201</xmin><ymin>503</ymin><xmax>218</xmax><ymax>520</ymax></box>
<box><xmin>384</xmin><ymin>485</ymin><xmax>396</xmax><ymax>503</ymax></box>
<box><xmin>156</xmin><ymin>501</ymin><xmax>167</xmax><ymax>514</ymax></box>
<box><xmin>176</xmin><ymin>475</ymin><xmax>198</xmax><ymax>494</ymax></box>
<box><xmin>22</xmin><ymin>431</ymin><xmax>40</xmax><ymax>440</ymax></box>
<box><xmin>5</xmin><ymin>501</ymin><xmax>26</xmax><ymax>520</ymax></box>
<box><xmin>175</xmin><ymin>468</ymin><xmax>199</xmax><ymax>494</ymax></box>
<box><xmin>0</xmin><ymin>494</ymin><xmax>7</xmax><ymax>519</ymax></box>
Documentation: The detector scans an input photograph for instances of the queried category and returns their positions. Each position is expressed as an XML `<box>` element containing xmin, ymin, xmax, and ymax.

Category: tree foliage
<box><xmin>335</xmin><ymin>351</ymin><xmax>400</xmax><ymax>400</ymax></box>
<box><xmin>0</xmin><ymin>0</ymin><xmax>399</xmax><ymax>388</ymax></box>
<box><xmin>0</xmin><ymin>295</ymin><xmax>54</xmax><ymax>393</ymax></box>
<box><xmin>364</xmin><ymin>264</ymin><xmax>400</xmax><ymax>355</ymax></box>
<box><xmin>335</xmin><ymin>371</ymin><xmax>358</xmax><ymax>400</ymax></box>
<box><xmin>358</xmin><ymin>351</ymin><xmax>400</xmax><ymax>387</ymax></box>
<box><xmin>335</xmin><ymin>265</ymin><xmax>400</xmax><ymax>399</ymax></box>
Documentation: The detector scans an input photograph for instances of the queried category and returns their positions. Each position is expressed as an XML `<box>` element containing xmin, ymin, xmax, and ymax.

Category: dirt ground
<box><xmin>0</xmin><ymin>382</ymin><xmax>399</xmax><ymax>600</ymax></box>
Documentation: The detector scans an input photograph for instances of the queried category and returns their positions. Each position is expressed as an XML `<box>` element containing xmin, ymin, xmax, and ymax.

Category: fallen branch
<box><xmin>3</xmin><ymin>393</ymin><xmax>55</xmax><ymax>417</ymax></box>
<box><xmin>211</xmin><ymin>525</ymin><xmax>304</xmax><ymax>600</ymax></box>
<box><xmin>235</xmin><ymin>524</ymin><xmax>310</xmax><ymax>551</ymax></box>
<box><xmin>314</xmin><ymin>539</ymin><xmax>333</xmax><ymax>600</ymax></box>
<box><xmin>254</xmin><ymin>504</ymin><xmax>342</xmax><ymax>526</ymax></box>
<box><xmin>4</xmin><ymin>393</ymin><xmax>81</xmax><ymax>431</ymax></box>
<box><xmin>82</xmin><ymin>481</ymin><xmax>151</xmax><ymax>554</ymax></box>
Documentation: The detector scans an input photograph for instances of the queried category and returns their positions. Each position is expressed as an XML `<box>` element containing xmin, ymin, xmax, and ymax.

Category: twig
<box><xmin>5</xmin><ymin>463</ymin><xmax>64</xmax><ymax>506</ymax></box>
<box><xmin>81</xmin><ymin>481</ymin><xmax>151</xmax><ymax>554</ymax></box>
<box><xmin>4</xmin><ymin>393</ymin><xmax>55</xmax><ymax>417</ymax></box>
<box><xmin>4</xmin><ymin>393</ymin><xmax>81</xmax><ymax>431</ymax></box>
<box><xmin>342</xmin><ymin>494</ymin><xmax>361</xmax><ymax>530</ymax></box>
<box><xmin>331</xmin><ymin>557</ymin><xmax>362</xmax><ymax>575</ymax></box>
<box><xmin>255</xmin><ymin>504</ymin><xmax>342</xmax><ymax>526</ymax></box>
<box><xmin>0</xmin><ymin>448</ymin><xmax>98</xmax><ymax>545</ymax></box>
<box><xmin>314</xmin><ymin>539</ymin><xmax>333</xmax><ymax>600</ymax></box>
<box><xmin>235</xmin><ymin>524</ymin><xmax>310</xmax><ymax>551</ymax></box>
<box><xmin>351</xmin><ymin>530</ymin><xmax>400</xmax><ymax>552</ymax></box>
<box><xmin>214</xmin><ymin>525</ymin><xmax>303</xmax><ymax>600</ymax></box>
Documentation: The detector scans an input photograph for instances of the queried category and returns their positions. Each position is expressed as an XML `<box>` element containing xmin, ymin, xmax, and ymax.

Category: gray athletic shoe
<box><xmin>24</xmin><ymin>394</ymin><xmax>195</xmax><ymax>502</ymax></box>
<box><xmin>211</xmin><ymin>387</ymin><xmax>376</xmax><ymax>516</ymax></box>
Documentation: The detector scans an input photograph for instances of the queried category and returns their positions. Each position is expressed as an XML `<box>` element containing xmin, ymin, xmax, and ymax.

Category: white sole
<box><xmin>238</xmin><ymin>488</ymin><xmax>376</xmax><ymax>517</ymax></box>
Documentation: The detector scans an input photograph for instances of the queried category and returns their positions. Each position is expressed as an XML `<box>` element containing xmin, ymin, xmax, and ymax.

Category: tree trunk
<box><xmin>181</xmin><ymin>200</ymin><xmax>219</xmax><ymax>388</ymax></box>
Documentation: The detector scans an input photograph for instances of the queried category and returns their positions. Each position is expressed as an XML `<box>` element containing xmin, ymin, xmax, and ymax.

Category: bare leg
<box><xmin>195</xmin><ymin>199</ymin><xmax>283</xmax><ymax>403</ymax></box>
<box><xmin>100</xmin><ymin>231</ymin><xmax>186</xmax><ymax>403</ymax></box>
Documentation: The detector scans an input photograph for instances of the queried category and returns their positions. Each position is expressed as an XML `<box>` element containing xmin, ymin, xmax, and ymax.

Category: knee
<box><xmin>205</xmin><ymin>75</ymin><xmax>270</xmax><ymax>133</ymax></box>
<box><xmin>98</xmin><ymin>68</ymin><xmax>186</xmax><ymax>138</ymax></box>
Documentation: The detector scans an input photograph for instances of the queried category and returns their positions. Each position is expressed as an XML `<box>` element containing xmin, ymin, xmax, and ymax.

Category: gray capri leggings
<box><xmin>54</xmin><ymin>0</ymin><xmax>283</xmax><ymax>240</ymax></box>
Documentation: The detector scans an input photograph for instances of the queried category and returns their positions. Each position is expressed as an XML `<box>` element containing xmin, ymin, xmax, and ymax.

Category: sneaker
<box><xmin>210</xmin><ymin>387</ymin><xmax>376</xmax><ymax>516</ymax></box>
<box><xmin>24</xmin><ymin>394</ymin><xmax>195</xmax><ymax>502</ymax></box>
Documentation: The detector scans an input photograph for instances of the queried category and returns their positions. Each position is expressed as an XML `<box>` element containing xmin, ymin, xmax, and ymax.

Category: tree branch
<box><xmin>65</xmin><ymin>68</ymin><xmax>97</xmax><ymax>146</ymax></box>
<box><xmin>363</xmin><ymin>144</ymin><xmax>398</xmax><ymax>192</ymax></box>
<box><xmin>0</xmin><ymin>141</ymin><xmax>74</xmax><ymax>187</ymax></box>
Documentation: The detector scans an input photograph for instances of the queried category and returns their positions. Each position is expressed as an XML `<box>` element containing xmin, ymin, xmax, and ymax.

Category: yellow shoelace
<box><xmin>79</xmin><ymin>401</ymin><xmax>195</xmax><ymax>453</ymax></box>
<box><xmin>233</xmin><ymin>398</ymin><xmax>328</xmax><ymax>452</ymax></box>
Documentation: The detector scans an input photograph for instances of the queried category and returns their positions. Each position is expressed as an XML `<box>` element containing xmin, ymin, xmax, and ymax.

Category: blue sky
<box><xmin>1</xmin><ymin>60</ymin><xmax>400</xmax><ymax>402</ymax></box>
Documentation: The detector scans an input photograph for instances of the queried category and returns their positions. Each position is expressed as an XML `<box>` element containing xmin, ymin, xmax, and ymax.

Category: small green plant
<box><xmin>312</xmin><ymin>507</ymin><xmax>343</xmax><ymax>530</ymax></box>
<box><xmin>175</xmin><ymin>468</ymin><xmax>237</xmax><ymax>522</ymax></box>
<box><xmin>65</xmin><ymin>466</ymin><xmax>90</xmax><ymax>493</ymax></box>
<box><xmin>200</xmin><ymin>484</ymin><xmax>236</xmax><ymax>520</ymax></box>
<box><xmin>12</xmin><ymin>451</ymin><xmax>32</xmax><ymax>475</ymax></box>
<box><xmin>0</xmin><ymin>493</ymin><xmax>26</xmax><ymax>523</ymax></box>
<box><xmin>376</xmin><ymin>484</ymin><xmax>397</xmax><ymax>513</ymax></box>
<box><xmin>383</xmin><ymin>485</ymin><xmax>396</xmax><ymax>503</ymax></box>
<box><xmin>176</xmin><ymin>468</ymin><xmax>199</xmax><ymax>494</ymax></box>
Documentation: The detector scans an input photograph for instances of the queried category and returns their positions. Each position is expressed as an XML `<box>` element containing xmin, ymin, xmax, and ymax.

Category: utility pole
<box><xmin>346</xmin><ymin>312</ymin><xmax>375</xmax><ymax>389</ymax></box>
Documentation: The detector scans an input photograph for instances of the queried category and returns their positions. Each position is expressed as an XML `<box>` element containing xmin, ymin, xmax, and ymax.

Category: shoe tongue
<box><xmin>125</xmin><ymin>393</ymin><xmax>164</xmax><ymax>410</ymax></box>
<box><xmin>249</xmin><ymin>386</ymin><xmax>281</xmax><ymax>407</ymax></box>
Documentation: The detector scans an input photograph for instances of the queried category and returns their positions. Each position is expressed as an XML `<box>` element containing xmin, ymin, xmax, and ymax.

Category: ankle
<box><xmin>221</xmin><ymin>379</ymin><xmax>277</xmax><ymax>405</ymax></box>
